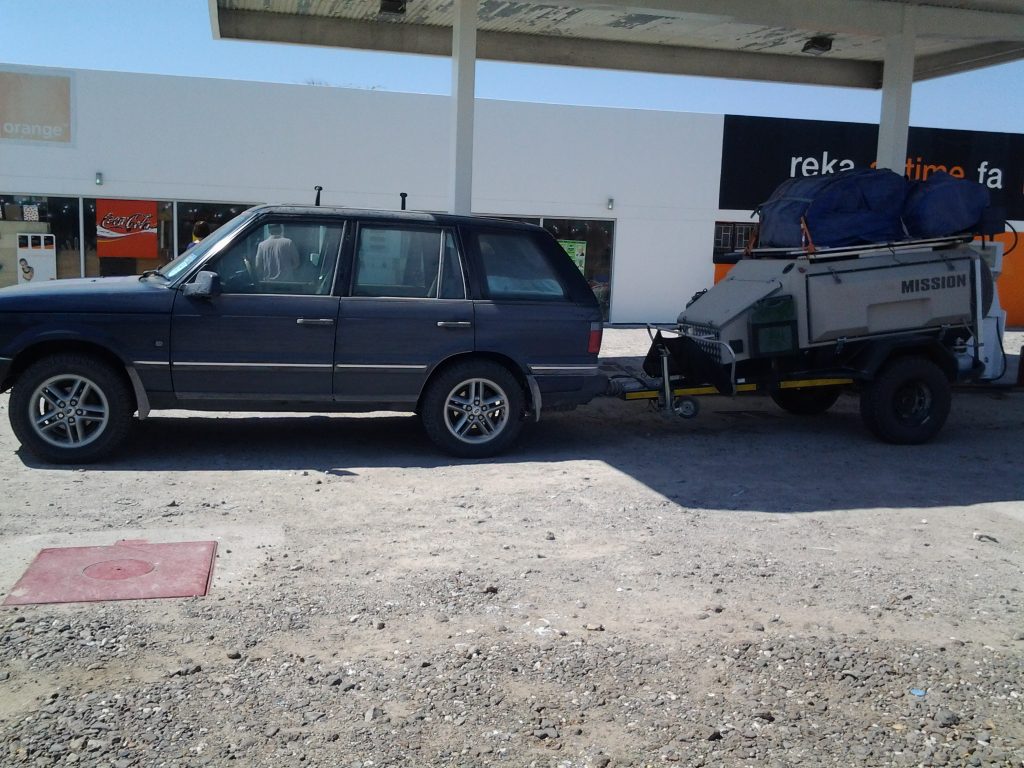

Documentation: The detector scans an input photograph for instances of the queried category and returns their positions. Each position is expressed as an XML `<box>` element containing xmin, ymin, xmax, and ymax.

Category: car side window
<box><xmin>353</xmin><ymin>226</ymin><xmax>465</xmax><ymax>299</ymax></box>
<box><xmin>473</xmin><ymin>230</ymin><xmax>567</xmax><ymax>300</ymax></box>
<box><xmin>202</xmin><ymin>219</ymin><xmax>343</xmax><ymax>295</ymax></box>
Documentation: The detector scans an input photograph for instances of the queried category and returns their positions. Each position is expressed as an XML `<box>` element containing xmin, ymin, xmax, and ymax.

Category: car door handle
<box><xmin>437</xmin><ymin>321</ymin><xmax>472</xmax><ymax>329</ymax></box>
<box><xmin>296</xmin><ymin>318</ymin><xmax>335</xmax><ymax>326</ymax></box>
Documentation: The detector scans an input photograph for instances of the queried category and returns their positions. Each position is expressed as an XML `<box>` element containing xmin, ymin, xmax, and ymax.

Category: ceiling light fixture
<box><xmin>802</xmin><ymin>36</ymin><xmax>833</xmax><ymax>55</ymax></box>
<box><xmin>379</xmin><ymin>0</ymin><xmax>406</xmax><ymax>14</ymax></box>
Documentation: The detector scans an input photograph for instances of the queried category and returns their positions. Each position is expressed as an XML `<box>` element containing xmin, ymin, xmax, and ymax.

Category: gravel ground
<box><xmin>1</xmin><ymin>328</ymin><xmax>1022</xmax><ymax>768</ymax></box>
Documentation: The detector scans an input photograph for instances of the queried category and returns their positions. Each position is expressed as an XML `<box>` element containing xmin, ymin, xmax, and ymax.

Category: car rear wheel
<box><xmin>9</xmin><ymin>354</ymin><xmax>134</xmax><ymax>464</ymax></box>
<box><xmin>420</xmin><ymin>360</ymin><xmax>525</xmax><ymax>458</ymax></box>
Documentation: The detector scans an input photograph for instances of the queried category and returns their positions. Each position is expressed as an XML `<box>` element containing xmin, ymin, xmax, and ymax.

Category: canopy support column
<box><xmin>875</xmin><ymin>6</ymin><xmax>916</xmax><ymax>173</ymax></box>
<box><xmin>449</xmin><ymin>0</ymin><xmax>477</xmax><ymax>215</ymax></box>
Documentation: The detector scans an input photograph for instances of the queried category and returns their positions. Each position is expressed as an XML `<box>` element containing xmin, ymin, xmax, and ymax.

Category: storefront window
<box><xmin>0</xmin><ymin>194</ymin><xmax>81</xmax><ymax>288</ymax></box>
<box><xmin>176</xmin><ymin>201</ymin><xmax>252</xmax><ymax>256</ymax></box>
<box><xmin>541</xmin><ymin>218</ymin><xmax>614</xmax><ymax>321</ymax></box>
<box><xmin>2</xmin><ymin>198</ymin><xmax>616</xmax><ymax>317</ymax></box>
<box><xmin>83</xmin><ymin>198</ymin><xmax>174</xmax><ymax>277</ymax></box>
<box><xmin>713</xmin><ymin>221</ymin><xmax>756</xmax><ymax>256</ymax></box>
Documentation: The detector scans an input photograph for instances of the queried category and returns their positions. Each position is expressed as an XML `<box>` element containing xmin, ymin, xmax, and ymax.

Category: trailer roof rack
<box><xmin>740</xmin><ymin>234</ymin><xmax>973</xmax><ymax>262</ymax></box>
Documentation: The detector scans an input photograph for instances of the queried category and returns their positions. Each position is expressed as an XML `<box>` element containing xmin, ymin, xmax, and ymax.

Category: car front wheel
<box><xmin>9</xmin><ymin>353</ymin><xmax>134</xmax><ymax>464</ymax></box>
<box><xmin>420</xmin><ymin>360</ymin><xmax>525</xmax><ymax>458</ymax></box>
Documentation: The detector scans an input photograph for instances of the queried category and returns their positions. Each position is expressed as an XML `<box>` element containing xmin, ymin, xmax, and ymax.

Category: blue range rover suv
<box><xmin>0</xmin><ymin>206</ymin><xmax>605</xmax><ymax>463</ymax></box>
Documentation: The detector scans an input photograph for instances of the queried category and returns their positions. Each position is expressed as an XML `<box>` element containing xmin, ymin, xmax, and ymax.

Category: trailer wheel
<box><xmin>859</xmin><ymin>356</ymin><xmax>951</xmax><ymax>445</ymax></box>
<box><xmin>770</xmin><ymin>386</ymin><xmax>842</xmax><ymax>415</ymax></box>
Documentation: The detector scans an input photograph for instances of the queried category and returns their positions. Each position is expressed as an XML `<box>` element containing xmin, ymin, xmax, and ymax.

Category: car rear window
<box><xmin>473</xmin><ymin>231</ymin><xmax>567</xmax><ymax>301</ymax></box>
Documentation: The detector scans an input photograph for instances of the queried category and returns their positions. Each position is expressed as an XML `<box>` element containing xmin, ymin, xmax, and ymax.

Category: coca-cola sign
<box><xmin>96</xmin><ymin>200</ymin><xmax>158</xmax><ymax>259</ymax></box>
<box><xmin>99</xmin><ymin>212</ymin><xmax>154</xmax><ymax>232</ymax></box>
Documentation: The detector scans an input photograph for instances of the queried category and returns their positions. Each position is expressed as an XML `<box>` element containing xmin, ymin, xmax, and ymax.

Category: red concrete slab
<box><xmin>3</xmin><ymin>539</ymin><xmax>217</xmax><ymax>606</ymax></box>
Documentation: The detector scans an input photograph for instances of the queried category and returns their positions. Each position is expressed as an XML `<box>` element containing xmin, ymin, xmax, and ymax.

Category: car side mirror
<box><xmin>183</xmin><ymin>270</ymin><xmax>221</xmax><ymax>299</ymax></box>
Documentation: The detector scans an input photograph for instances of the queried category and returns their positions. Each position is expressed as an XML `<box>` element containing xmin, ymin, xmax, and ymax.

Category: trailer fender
<box><xmin>852</xmin><ymin>336</ymin><xmax>959</xmax><ymax>382</ymax></box>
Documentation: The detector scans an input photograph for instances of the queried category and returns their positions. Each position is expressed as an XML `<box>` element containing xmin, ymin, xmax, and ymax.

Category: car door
<box><xmin>334</xmin><ymin>222</ymin><xmax>473</xmax><ymax>404</ymax></box>
<box><xmin>170</xmin><ymin>217</ymin><xmax>345</xmax><ymax>400</ymax></box>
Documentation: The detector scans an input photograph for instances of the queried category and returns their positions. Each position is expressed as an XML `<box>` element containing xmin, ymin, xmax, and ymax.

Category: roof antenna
<box><xmin>400</xmin><ymin>192</ymin><xmax>407</xmax><ymax>211</ymax></box>
<box><xmin>314</xmin><ymin>185</ymin><xmax>323</xmax><ymax>206</ymax></box>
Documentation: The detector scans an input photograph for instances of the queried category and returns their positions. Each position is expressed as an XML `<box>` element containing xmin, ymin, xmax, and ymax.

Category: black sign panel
<box><xmin>719</xmin><ymin>115</ymin><xmax>1024</xmax><ymax>219</ymax></box>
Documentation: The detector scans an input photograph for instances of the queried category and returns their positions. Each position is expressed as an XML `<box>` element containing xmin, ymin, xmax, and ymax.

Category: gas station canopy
<box><xmin>209</xmin><ymin>0</ymin><xmax>1024</xmax><ymax>213</ymax></box>
<box><xmin>211</xmin><ymin>0</ymin><xmax>1024</xmax><ymax>88</ymax></box>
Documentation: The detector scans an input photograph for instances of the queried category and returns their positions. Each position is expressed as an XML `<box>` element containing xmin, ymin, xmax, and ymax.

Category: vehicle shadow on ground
<box><xmin>17</xmin><ymin>386</ymin><xmax>1024</xmax><ymax>513</ymax></box>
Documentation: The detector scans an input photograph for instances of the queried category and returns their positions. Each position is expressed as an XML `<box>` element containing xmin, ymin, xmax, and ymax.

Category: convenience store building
<box><xmin>1</xmin><ymin>64</ymin><xmax>1022</xmax><ymax>324</ymax></box>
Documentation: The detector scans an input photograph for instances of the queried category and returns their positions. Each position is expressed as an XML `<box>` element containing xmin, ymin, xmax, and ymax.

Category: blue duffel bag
<box><xmin>757</xmin><ymin>168</ymin><xmax>909</xmax><ymax>249</ymax></box>
<box><xmin>903</xmin><ymin>171</ymin><xmax>990</xmax><ymax>238</ymax></box>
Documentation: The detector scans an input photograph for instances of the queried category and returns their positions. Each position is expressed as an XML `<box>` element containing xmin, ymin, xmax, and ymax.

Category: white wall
<box><xmin>473</xmin><ymin>100</ymin><xmax>724</xmax><ymax>322</ymax></box>
<box><xmin>0</xmin><ymin>66</ymin><xmax>727</xmax><ymax>323</ymax></box>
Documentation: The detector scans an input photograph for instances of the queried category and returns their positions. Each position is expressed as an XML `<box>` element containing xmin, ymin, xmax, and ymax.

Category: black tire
<box><xmin>859</xmin><ymin>356</ymin><xmax>951</xmax><ymax>445</ymax></box>
<box><xmin>770</xmin><ymin>386</ymin><xmax>842</xmax><ymax>415</ymax></box>
<box><xmin>9</xmin><ymin>353</ymin><xmax>134</xmax><ymax>464</ymax></box>
<box><xmin>420</xmin><ymin>360</ymin><xmax>525</xmax><ymax>458</ymax></box>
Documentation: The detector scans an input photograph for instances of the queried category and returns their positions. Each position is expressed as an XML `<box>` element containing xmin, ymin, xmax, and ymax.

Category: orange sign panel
<box><xmin>96</xmin><ymin>200</ymin><xmax>158</xmax><ymax>259</ymax></box>
<box><xmin>983</xmin><ymin>233</ymin><xmax>1024</xmax><ymax>329</ymax></box>
<box><xmin>0</xmin><ymin>70</ymin><xmax>72</xmax><ymax>143</ymax></box>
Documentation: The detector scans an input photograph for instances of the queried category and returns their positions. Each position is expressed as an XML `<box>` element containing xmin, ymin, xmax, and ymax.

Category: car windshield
<box><xmin>158</xmin><ymin>209</ymin><xmax>260</xmax><ymax>282</ymax></box>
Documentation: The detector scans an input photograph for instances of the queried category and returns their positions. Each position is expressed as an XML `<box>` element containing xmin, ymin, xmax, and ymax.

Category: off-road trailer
<box><xmin>606</xmin><ymin>235</ymin><xmax>1009</xmax><ymax>444</ymax></box>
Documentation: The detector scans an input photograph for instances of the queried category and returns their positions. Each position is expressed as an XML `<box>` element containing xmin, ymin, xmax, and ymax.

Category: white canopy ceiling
<box><xmin>209</xmin><ymin>1</ymin><xmax>1024</xmax><ymax>213</ymax></box>
<box><xmin>210</xmin><ymin>0</ymin><xmax>1024</xmax><ymax>88</ymax></box>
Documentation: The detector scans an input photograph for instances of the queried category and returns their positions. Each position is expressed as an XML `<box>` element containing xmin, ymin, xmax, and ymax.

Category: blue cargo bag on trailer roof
<box><xmin>903</xmin><ymin>171</ymin><xmax>991</xmax><ymax>238</ymax></box>
<box><xmin>757</xmin><ymin>168</ymin><xmax>909</xmax><ymax>249</ymax></box>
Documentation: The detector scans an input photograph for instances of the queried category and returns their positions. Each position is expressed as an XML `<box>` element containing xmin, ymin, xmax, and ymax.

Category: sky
<box><xmin>1</xmin><ymin>0</ymin><xmax>1023</xmax><ymax>134</ymax></box>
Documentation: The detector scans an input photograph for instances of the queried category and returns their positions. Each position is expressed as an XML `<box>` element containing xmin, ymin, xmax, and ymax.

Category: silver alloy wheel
<box><xmin>28</xmin><ymin>374</ymin><xmax>110</xmax><ymax>449</ymax></box>
<box><xmin>443</xmin><ymin>377</ymin><xmax>510</xmax><ymax>444</ymax></box>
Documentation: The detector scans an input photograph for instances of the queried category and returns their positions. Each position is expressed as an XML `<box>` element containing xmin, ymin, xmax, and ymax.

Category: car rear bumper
<box><xmin>533</xmin><ymin>369</ymin><xmax>607</xmax><ymax>409</ymax></box>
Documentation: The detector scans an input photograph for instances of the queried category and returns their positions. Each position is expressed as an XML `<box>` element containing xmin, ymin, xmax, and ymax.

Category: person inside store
<box><xmin>254</xmin><ymin>222</ymin><xmax>300</xmax><ymax>281</ymax></box>
<box><xmin>184</xmin><ymin>220</ymin><xmax>211</xmax><ymax>252</ymax></box>
<box><xmin>19</xmin><ymin>258</ymin><xmax>34</xmax><ymax>282</ymax></box>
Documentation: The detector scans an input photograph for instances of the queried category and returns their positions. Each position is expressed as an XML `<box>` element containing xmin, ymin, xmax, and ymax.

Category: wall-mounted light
<box><xmin>802</xmin><ymin>36</ymin><xmax>833</xmax><ymax>55</ymax></box>
<box><xmin>607</xmin><ymin>197</ymin><xmax>614</xmax><ymax>210</ymax></box>
<box><xmin>94</xmin><ymin>172</ymin><xmax>103</xmax><ymax>186</ymax></box>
